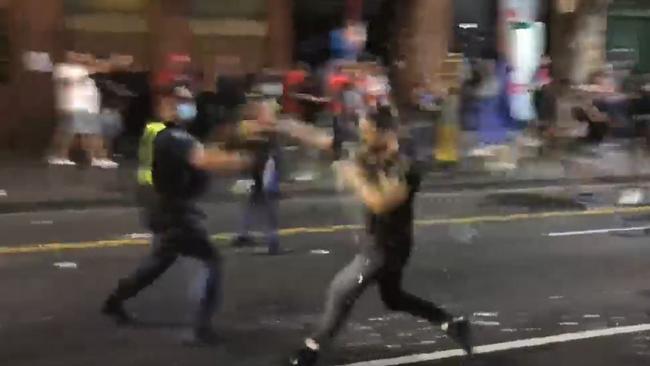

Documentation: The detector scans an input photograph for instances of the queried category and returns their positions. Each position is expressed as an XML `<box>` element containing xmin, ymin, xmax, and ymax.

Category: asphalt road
<box><xmin>2</xmin><ymin>188</ymin><xmax>650</xmax><ymax>365</ymax></box>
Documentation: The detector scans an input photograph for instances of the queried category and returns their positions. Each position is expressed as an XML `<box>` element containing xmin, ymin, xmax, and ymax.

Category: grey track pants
<box><xmin>311</xmin><ymin>243</ymin><xmax>451</xmax><ymax>344</ymax></box>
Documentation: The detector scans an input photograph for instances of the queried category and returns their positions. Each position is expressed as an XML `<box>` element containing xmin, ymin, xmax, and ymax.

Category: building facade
<box><xmin>0</xmin><ymin>0</ymin><xmax>456</xmax><ymax>152</ymax></box>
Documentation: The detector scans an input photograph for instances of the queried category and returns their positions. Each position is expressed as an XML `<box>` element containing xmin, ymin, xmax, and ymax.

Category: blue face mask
<box><xmin>177</xmin><ymin>103</ymin><xmax>197</xmax><ymax>121</ymax></box>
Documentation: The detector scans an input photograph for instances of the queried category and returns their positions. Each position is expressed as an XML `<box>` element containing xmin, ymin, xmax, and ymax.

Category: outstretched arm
<box><xmin>189</xmin><ymin>144</ymin><xmax>251</xmax><ymax>172</ymax></box>
<box><xmin>277</xmin><ymin>118</ymin><xmax>334</xmax><ymax>152</ymax></box>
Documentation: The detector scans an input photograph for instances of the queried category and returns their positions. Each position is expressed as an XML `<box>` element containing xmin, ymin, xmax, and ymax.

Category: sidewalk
<box><xmin>3</xmin><ymin>138</ymin><xmax>650</xmax><ymax>214</ymax></box>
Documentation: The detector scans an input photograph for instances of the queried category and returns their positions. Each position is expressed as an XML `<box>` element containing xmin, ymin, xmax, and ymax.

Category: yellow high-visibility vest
<box><xmin>137</xmin><ymin>122</ymin><xmax>166</xmax><ymax>186</ymax></box>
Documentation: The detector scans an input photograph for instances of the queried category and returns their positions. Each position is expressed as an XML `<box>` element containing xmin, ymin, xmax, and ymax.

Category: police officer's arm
<box><xmin>189</xmin><ymin>144</ymin><xmax>251</xmax><ymax>172</ymax></box>
<box><xmin>336</xmin><ymin>161</ymin><xmax>409</xmax><ymax>214</ymax></box>
<box><xmin>276</xmin><ymin>119</ymin><xmax>334</xmax><ymax>152</ymax></box>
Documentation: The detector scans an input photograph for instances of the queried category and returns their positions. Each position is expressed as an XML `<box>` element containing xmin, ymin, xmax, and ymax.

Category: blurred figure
<box><xmin>188</xmin><ymin>72</ymin><xmax>220</xmax><ymax>142</ymax></box>
<box><xmin>282</xmin><ymin>62</ymin><xmax>309</xmax><ymax>118</ymax></box>
<box><xmin>156</xmin><ymin>53</ymin><xmax>193</xmax><ymax>90</ymax></box>
<box><xmin>230</xmin><ymin>101</ymin><xmax>282</xmax><ymax>255</ymax></box>
<box><xmin>103</xmin><ymin>86</ymin><xmax>252</xmax><ymax>345</ymax></box>
<box><xmin>533</xmin><ymin>55</ymin><xmax>554</xmax><ymax>128</ymax></box>
<box><xmin>435</xmin><ymin>87</ymin><xmax>461</xmax><ymax>165</ymax></box>
<box><xmin>92</xmin><ymin>55</ymin><xmax>131</xmax><ymax>168</ymax></box>
<box><xmin>468</xmin><ymin>59</ymin><xmax>511</xmax><ymax>153</ymax></box>
<box><xmin>327</xmin><ymin>64</ymin><xmax>352</xmax><ymax>159</ymax></box>
<box><xmin>48</xmin><ymin>51</ymin><xmax>102</xmax><ymax>166</ymax></box>
<box><xmin>365</xmin><ymin>64</ymin><xmax>391</xmax><ymax>112</ymax></box>
<box><xmin>275</xmin><ymin>107</ymin><xmax>472</xmax><ymax>365</ymax></box>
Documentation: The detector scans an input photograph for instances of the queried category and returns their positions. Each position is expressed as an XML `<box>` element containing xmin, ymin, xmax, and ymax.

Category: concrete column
<box><xmin>5</xmin><ymin>0</ymin><xmax>65</xmax><ymax>152</ymax></box>
<box><xmin>395</xmin><ymin>0</ymin><xmax>452</xmax><ymax>98</ymax></box>
<box><xmin>267</xmin><ymin>0</ymin><xmax>293</xmax><ymax>69</ymax></box>
<box><xmin>148</xmin><ymin>0</ymin><xmax>193</xmax><ymax>81</ymax></box>
<box><xmin>550</xmin><ymin>0</ymin><xmax>609</xmax><ymax>83</ymax></box>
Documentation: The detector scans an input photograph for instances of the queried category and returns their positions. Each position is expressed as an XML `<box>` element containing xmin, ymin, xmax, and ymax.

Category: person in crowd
<box><xmin>327</xmin><ymin>64</ymin><xmax>352</xmax><ymax>159</ymax></box>
<box><xmin>470</xmin><ymin>58</ymin><xmax>511</xmax><ymax>151</ymax></box>
<box><xmin>91</xmin><ymin>55</ymin><xmax>133</xmax><ymax>168</ymax></box>
<box><xmin>273</xmin><ymin>106</ymin><xmax>472</xmax><ymax>365</ymax></box>
<box><xmin>102</xmin><ymin>86</ymin><xmax>254</xmax><ymax>345</ymax></box>
<box><xmin>189</xmin><ymin>71</ymin><xmax>220</xmax><ymax>142</ymax></box>
<box><xmin>48</xmin><ymin>51</ymin><xmax>103</xmax><ymax>167</ymax></box>
<box><xmin>229</xmin><ymin>101</ymin><xmax>282</xmax><ymax>255</ymax></box>
<box><xmin>283</xmin><ymin>62</ymin><xmax>310</xmax><ymax>117</ymax></box>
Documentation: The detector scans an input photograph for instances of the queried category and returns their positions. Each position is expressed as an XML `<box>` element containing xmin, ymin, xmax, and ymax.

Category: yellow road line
<box><xmin>2</xmin><ymin>206</ymin><xmax>650</xmax><ymax>256</ymax></box>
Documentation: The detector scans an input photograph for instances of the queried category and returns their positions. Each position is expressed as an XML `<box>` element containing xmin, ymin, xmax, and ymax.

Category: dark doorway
<box><xmin>292</xmin><ymin>0</ymin><xmax>395</xmax><ymax>67</ymax></box>
<box><xmin>452</xmin><ymin>0</ymin><xmax>498</xmax><ymax>58</ymax></box>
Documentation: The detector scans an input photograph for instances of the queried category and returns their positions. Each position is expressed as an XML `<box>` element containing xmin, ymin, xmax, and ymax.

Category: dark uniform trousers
<box><xmin>110</xmin><ymin>202</ymin><xmax>222</xmax><ymax>329</ymax></box>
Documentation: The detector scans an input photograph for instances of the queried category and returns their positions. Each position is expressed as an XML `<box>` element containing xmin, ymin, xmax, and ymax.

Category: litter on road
<box><xmin>53</xmin><ymin>262</ymin><xmax>78</xmax><ymax>269</ymax></box>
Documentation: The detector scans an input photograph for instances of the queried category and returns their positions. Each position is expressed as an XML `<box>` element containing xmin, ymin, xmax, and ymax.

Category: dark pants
<box><xmin>311</xmin><ymin>242</ymin><xmax>450</xmax><ymax>344</ymax></box>
<box><xmin>109</xmin><ymin>204</ymin><xmax>222</xmax><ymax>330</ymax></box>
<box><xmin>136</xmin><ymin>184</ymin><xmax>157</xmax><ymax>230</ymax></box>
<box><xmin>238</xmin><ymin>190</ymin><xmax>280</xmax><ymax>253</ymax></box>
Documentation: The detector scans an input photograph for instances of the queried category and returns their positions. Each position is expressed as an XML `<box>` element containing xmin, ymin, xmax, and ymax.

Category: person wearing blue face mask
<box><xmin>177</xmin><ymin>101</ymin><xmax>197</xmax><ymax>122</ymax></box>
<box><xmin>103</xmin><ymin>86</ymin><xmax>254</xmax><ymax>346</ymax></box>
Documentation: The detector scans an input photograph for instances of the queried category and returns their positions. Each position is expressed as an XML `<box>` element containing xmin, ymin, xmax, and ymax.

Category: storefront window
<box><xmin>0</xmin><ymin>8</ymin><xmax>9</xmax><ymax>83</ymax></box>
<box><xmin>191</xmin><ymin>0</ymin><xmax>267</xmax><ymax>19</ymax></box>
<box><xmin>63</xmin><ymin>0</ymin><xmax>147</xmax><ymax>14</ymax></box>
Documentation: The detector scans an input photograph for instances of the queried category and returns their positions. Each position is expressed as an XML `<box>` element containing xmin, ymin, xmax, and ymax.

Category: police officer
<box><xmin>102</xmin><ymin>86</ymin><xmax>252</xmax><ymax>344</ymax></box>
<box><xmin>276</xmin><ymin>107</ymin><xmax>472</xmax><ymax>365</ymax></box>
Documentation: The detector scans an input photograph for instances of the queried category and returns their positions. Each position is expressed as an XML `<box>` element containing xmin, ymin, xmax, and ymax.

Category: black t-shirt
<box><xmin>359</xmin><ymin>153</ymin><xmax>421</xmax><ymax>248</ymax></box>
<box><xmin>152</xmin><ymin>125</ymin><xmax>210</xmax><ymax>202</ymax></box>
<box><xmin>224</xmin><ymin>129</ymin><xmax>277</xmax><ymax>195</ymax></box>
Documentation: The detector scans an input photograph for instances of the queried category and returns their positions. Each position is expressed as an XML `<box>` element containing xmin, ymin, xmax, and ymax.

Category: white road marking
<box><xmin>548</xmin><ymin>226</ymin><xmax>650</xmax><ymax>237</ymax></box>
<box><xmin>473</xmin><ymin>312</ymin><xmax>499</xmax><ymax>318</ymax></box>
<box><xmin>473</xmin><ymin>320</ymin><xmax>501</xmax><ymax>327</ymax></box>
<box><xmin>337</xmin><ymin>323</ymin><xmax>650</xmax><ymax>366</ymax></box>
<box><xmin>123</xmin><ymin>233</ymin><xmax>152</xmax><ymax>240</ymax></box>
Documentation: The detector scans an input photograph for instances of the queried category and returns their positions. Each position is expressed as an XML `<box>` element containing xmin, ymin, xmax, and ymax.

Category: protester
<box><xmin>327</xmin><ymin>64</ymin><xmax>352</xmax><ymax>159</ymax></box>
<box><xmin>230</xmin><ymin>101</ymin><xmax>282</xmax><ymax>255</ymax></box>
<box><xmin>282</xmin><ymin>62</ymin><xmax>310</xmax><ymax>117</ymax></box>
<box><xmin>274</xmin><ymin>107</ymin><xmax>472</xmax><ymax>366</ymax></box>
<box><xmin>48</xmin><ymin>51</ymin><xmax>103</xmax><ymax>167</ymax></box>
<box><xmin>189</xmin><ymin>72</ymin><xmax>220</xmax><ymax>142</ymax></box>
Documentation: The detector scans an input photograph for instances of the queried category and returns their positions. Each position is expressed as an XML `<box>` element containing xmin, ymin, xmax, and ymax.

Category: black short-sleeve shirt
<box><xmin>360</xmin><ymin>153</ymin><xmax>421</xmax><ymax>248</ymax></box>
<box><xmin>152</xmin><ymin>125</ymin><xmax>210</xmax><ymax>202</ymax></box>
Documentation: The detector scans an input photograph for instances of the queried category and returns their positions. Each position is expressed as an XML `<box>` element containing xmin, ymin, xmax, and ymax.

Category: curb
<box><xmin>1</xmin><ymin>174</ymin><xmax>650</xmax><ymax>214</ymax></box>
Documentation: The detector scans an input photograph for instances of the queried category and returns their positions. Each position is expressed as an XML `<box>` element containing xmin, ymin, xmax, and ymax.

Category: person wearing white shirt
<box><xmin>48</xmin><ymin>51</ymin><xmax>106</xmax><ymax>167</ymax></box>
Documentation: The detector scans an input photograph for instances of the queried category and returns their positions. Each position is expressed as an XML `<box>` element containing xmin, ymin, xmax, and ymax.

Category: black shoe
<box><xmin>101</xmin><ymin>298</ymin><xmax>135</xmax><ymax>325</ymax></box>
<box><xmin>183</xmin><ymin>326</ymin><xmax>221</xmax><ymax>347</ymax></box>
<box><xmin>288</xmin><ymin>347</ymin><xmax>319</xmax><ymax>366</ymax></box>
<box><xmin>443</xmin><ymin>317</ymin><xmax>472</xmax><ymax>355</ymax></box>
<box><xmin>231</xmin><ymin>236</ymin><xmax>257</xmax><ymax>248</ymax></box>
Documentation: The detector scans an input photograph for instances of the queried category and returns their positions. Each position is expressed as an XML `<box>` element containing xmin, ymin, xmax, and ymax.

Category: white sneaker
<box><xmin>47</xmin><ymin>156</ymin><xmax>76</xmax><ymax>166</ymax></box>
<box><xmin>92</xmin><ymin>159</ymin><xmax>119</xmax><ymax>169</ymax></box>
<box><xmin>100</xmin><ymin>159</ymin><xmax>119</xmax><ymax>169</ymax></box>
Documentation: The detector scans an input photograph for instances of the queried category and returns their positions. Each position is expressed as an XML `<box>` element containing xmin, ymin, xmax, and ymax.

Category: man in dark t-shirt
<box><xmin>102</xmin><ymin>86</ymin><xmax>252</xmax><ymax>345</ymax></box>
<box><xmin>276</xmin><ymin>106</ymin><xmax>472</xmax><ymax>365</ymax></box>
